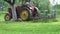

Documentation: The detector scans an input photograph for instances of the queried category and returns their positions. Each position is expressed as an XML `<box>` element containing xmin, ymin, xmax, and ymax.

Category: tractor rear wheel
<box><xmin>4</xmin><ymin>14</ymin><xmax>12</xmax><ymax>21</ymax></box>
<box><xmin>19</xmin><ymin>7</ymin><xmax>32</xmax><ymax>21</ymax></box>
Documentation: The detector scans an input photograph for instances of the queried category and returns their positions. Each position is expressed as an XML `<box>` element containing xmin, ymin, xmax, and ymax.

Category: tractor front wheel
<box><xmin>4</xmin><ymin>14</ymin><xmax>12</xmax><ymax>21</ymax></box>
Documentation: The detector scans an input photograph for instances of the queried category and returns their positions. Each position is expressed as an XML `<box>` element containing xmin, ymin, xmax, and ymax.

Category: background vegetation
<box><xmin>0</xmin><ymin>0</ymin><xmax>60</xmax><ymax>34</ymax></box>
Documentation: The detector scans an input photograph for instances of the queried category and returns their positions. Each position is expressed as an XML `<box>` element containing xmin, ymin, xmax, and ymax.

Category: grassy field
<box><xmin>0</xmin><ymin>12</ymin><xmax>60</xmax><ymax>34</ymax></box>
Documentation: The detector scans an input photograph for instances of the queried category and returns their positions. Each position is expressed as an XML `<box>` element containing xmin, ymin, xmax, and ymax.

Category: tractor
<box><xmin>4</xmin><ymin>0</ymin><xmax>39</xmax><ymax>21</ymax></box>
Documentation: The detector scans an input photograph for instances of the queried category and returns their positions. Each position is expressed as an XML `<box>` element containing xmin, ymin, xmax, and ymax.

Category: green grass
<box><xmin>0</xmin><ymin>12</ymin><xmax>60</xmax><ymax>34</ymax></box>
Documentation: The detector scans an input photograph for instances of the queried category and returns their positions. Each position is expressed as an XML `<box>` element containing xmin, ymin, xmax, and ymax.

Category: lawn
<box><xmin>0</xmin><ymin>12</ymin><xmax>60</xmax><ymax>34</ymax></box>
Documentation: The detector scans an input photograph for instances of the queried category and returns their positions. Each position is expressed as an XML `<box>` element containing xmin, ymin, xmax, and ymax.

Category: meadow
<box><xmin>0</xmin><ymin>11</ymin><xmax>60</xmax><ymax>34</ymax></box>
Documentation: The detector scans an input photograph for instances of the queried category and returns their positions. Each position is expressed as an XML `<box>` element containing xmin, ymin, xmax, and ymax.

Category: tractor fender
<box><xmin>34</xmin><ymin>7</ymin><xmax>40</xmax><ymax>15</ymax></box>
<box><xmin>34</xmin><ymin>7</ymin><xmax>39</xmax><ymax>12</ymax></box>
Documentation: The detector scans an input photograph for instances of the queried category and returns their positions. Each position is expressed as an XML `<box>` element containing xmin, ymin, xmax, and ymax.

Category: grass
<box><xmin>0</xmin><ymin>12</ymin><xmax>60</xmax><ymax>34</ymax></box>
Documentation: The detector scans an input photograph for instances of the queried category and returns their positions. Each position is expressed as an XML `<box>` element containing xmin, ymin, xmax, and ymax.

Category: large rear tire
<box><xmin>19</xmin><ymin>7</ymin><xmax>32</xmax><ymax>21</ymax></box>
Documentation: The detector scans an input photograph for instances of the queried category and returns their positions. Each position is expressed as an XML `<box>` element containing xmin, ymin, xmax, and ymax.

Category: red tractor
<box><xmin>4</xmin><ymin>0</ymin><xmax>39</xmax><ymax>21</ymax></box>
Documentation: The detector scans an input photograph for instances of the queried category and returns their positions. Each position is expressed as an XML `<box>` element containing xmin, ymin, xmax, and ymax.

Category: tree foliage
<box><xmin>34</xmin><ymin>0</ymin><xmax>50</xmax><ymax>12</ymax></box>
<box><xmin>0</xmin><ymin>0</ymin><xmax>50</xmax><ymax>11</ymax></box>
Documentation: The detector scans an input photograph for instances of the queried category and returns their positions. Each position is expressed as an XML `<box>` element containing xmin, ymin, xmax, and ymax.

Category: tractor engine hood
<box><xmin>4</xmin><ymin>0</ymin><xmax>15</xmax><ymax>5</ymax></box>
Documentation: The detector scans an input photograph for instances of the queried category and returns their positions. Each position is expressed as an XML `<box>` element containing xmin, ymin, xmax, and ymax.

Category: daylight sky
<box><xmin>50</xmin><ymin>0</ymin><xmax>60</xmax><ymax>5</ymax></box>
